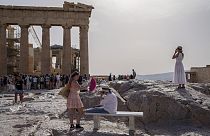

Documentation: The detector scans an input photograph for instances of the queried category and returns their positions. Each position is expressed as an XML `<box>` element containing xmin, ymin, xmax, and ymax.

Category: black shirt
<box><xmin>15</xmin><ymin>80</ymin><xmax>23</xmax><ymax>90</ymax></box>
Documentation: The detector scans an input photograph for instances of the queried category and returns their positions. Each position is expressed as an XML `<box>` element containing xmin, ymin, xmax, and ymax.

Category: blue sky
<box><xmin>1</xmin><ymin>0</ymin><xmax>210</xmax><ymax>75</ymax></box>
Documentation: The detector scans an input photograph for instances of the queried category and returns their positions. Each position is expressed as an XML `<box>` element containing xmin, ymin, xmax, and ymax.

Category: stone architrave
<box><xmin>41</xmin><ymin>24</ymin><xmax>51</xmax><ymax>74</ymax></box>
<box><xmin>62</xmin><ymin>25</ymin><xmax>72</xmax><ymax>75</ymax></box>
<box><xmin>0</xmin><ymin>24</ymin><xmax>7</xmax><ymax>75</ymax></box>
<box><xmin>79</xmin><ymin>25</ymin><xmax>89</xmax><ymax>76</ymax></box>
<box><xmin>20</xmin><ymin>25</ymin><xmax>29</xmax><ymax>74</ymax></box>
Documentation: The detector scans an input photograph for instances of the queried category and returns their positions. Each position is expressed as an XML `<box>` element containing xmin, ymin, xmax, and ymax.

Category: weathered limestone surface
<box><xmin>0</xmin><ymin>24</ymin><xmax>7</xmax><ymax>75</ymax></box>
<box><xmin>20</xmin><ymin>25</ymin><xmax>29</xmax><ymax>74</ymax></box>
<box><xmin>109</xmin><ymin>80</ymin><xmax>210</xmax><ymax>126</ymax></box>
<box><xmin>191</xmin><ymin>66</ymin><xmax>210</xmax><ymax>83</ymax></box>
<box><xmin>80</xmin><ymin>25</ymin><xmax>89</xmax><ymax>75</ymax></box>
<box><xmin>0</xmin><ymin>81</ymin><xmax>210</xmax><ymax>135</ymax></box>
<box><xmin>62</xmin><ymin>25</ymin><xmax>72</xmax><ymax>74</ymax></box>
<box><xmin>41</xmin><ymin>25</ymin><xmax>51</xmax><ymax>74</ymax></box>
<box><xmin>0</xmin><ymin>2</ymin><xmax>93</xmax><ymax>26</ymax></box>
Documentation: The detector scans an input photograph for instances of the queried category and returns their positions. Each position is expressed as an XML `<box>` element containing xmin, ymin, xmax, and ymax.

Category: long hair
<box><xmin>68</xmin><ymin>71</ymin><xmax>79</xmax><ymax>86</ymax></box>
<box><xmin>179</xmin><ymin>49</ymin><xmax>184</xmax><ymax>58</ymax></box>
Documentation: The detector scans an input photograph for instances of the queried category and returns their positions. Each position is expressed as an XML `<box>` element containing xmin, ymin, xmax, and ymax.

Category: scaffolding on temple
<box><xmin>6</xmin><ymin>25</ymin><xmax>80</xmax><ymax>75</ymax></box>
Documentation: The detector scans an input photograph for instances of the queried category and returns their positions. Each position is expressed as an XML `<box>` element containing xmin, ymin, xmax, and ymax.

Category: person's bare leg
<box><xmin>76</xmin><ymin>108</ymin><xmax>84</xmax><ymax>128</ymax></box>
<box><xmin>69</xmin><ymin>108</ymin><xmax>75</xmax><ymax>125</ymax></box>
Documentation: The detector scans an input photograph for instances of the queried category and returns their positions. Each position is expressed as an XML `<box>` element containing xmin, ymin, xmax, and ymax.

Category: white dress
<box><xmin>173</xmin><ymin>53</ymin><xmax>186</xmax><ymax>84</ymax></box>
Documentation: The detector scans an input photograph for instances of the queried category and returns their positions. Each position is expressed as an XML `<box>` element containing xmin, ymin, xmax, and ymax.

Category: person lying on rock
<box><xmin>85</xmin><ymin>85</ymin><xmax>118</xmax><ymax>114</ymax></box>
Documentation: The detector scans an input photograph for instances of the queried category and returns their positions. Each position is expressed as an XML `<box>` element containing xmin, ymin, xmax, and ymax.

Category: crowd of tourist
<box><xmin>0</xmin><ymin>73</ymin><xmax>90</xmax><ymax>91</ymax></box>
<box><xmin>108</xmin><ymin>69</ymin><xmax>137</xmax><ymax>81</ymax></box>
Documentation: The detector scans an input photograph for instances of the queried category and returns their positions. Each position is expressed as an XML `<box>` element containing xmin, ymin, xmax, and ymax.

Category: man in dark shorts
<box><xmin>14</xmin><ymin>76</ymin><xmax>24</xmax><ymax>103</ymax></box>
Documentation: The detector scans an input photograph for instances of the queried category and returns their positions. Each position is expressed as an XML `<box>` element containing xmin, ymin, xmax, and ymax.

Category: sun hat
<box><xmin>99</xmin><ymin>84</ymin><xmax>111</xmax><ymax>92</ymax></box>
<box><xmin>177</xmin><ymin>46</ymin><xmax>183</xmax><ymax>50</ymax></box>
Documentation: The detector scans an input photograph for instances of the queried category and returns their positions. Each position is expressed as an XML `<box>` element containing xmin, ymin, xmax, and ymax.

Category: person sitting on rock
<box><xmin>85</xmin><ymin>85</ymin><xmax>118</xmax><ymax>114</ymax></box>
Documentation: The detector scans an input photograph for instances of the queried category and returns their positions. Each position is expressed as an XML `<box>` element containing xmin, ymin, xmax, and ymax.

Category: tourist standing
<box><xmin>40</xmin><ymin>76</ymin><xmax>44</xmax><ymax>89</ymax></box>
<box><xmin>25</xmin><ymin>75</ymin><xmax>31</xmax><ymax>90</ymax></box>
<box><xmin>3</xmin><ymin>76</ymin><xmax>8</xmax><ymax>91</ymax></box>
<box><xmin>49</xmin><ymin>74</ymin><xmax>54</xmax><ymax>89</ymax></box>
<box><xmin>14</xmin><ymin>76</ymin><xmax>24</xmax><ymax>103</ymax></box>
<box><xmin>172</xmin><ymin>46</ymin><xmax>186</xmax><ymax>89</ymax></box>
<box><xmin>108</xmin><ymin>73</ymin><xmax>112</xmax><ymax>81</ymax></box>
<box><xmin>67</xmin><ymin>71</ymin><xmax>85</xmax><ymax>130</ymax></box>
<box><xmin>33</xmin><ymin>76</ymin><xmax>38</xmax><ymax>90</ymax></box>
<box><xmin>132</xmin><ymin>69</ymin><xmax>136</xmax><ymax>79</ymax></box>
<box><xmin>56</xmin><ymin>73</ymin><xmax>61</xmax><ymax>89</ymax></box>
<box><xmin>113</xmin><ymin>75</ymin><xmax>116</xmax><ymax>81</ymax></box>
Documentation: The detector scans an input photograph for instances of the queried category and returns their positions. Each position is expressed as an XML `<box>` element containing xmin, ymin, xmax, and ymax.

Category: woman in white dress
<box><xmin>172</xmin><ymin>46</ymin><xmax>186</xmax><ymax>89</ymax></box>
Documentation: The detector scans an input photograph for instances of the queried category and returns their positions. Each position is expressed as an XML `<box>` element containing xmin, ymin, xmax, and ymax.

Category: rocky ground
<box><xmin>0</xmin><ymin>80</ymin><xmax>210</xmax><ymax>136</ymax></box>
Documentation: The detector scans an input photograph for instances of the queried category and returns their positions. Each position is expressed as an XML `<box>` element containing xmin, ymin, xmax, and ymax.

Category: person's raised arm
<box><xmin>172</xmin><ymin>49</ymin><xmax>179</xmax><ymax>59</ymax></box>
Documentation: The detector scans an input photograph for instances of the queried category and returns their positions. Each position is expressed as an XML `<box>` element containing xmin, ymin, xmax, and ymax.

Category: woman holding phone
<box><xmin>172</xmin><ymin>46</ymin><xmax>186</xmax><ymax>89</ymax></box>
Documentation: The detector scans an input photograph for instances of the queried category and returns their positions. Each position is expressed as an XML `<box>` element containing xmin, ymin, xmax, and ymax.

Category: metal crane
<box><xmin>28</xmin><ymin>26</ymin><xmax>42</xmax><ymax>48</ymax></box>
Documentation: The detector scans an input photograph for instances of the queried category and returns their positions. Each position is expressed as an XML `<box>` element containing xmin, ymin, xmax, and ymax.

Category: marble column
<box><xmin>79</xmin><ymin>25</ymin><xmax>89</xmax><ymax>76</ymax></box>
<box><xmin>20</xmin><ymin>25</ymin><xmax>29</xmax><ymax>74</ymax></box>
<box><xmin>0</xmin><ymin>24</ymin><xmax>7</xmax><ymax>75</ymax></box>
<box><xmin>41</xmin><ymin>24</ymin><xmax>51</xmax><ymax>74</ymax></box>
<box><xmin>62</xmin><ymin>25</ymin><xmax>72</xmax><ymax>75</ymax></box>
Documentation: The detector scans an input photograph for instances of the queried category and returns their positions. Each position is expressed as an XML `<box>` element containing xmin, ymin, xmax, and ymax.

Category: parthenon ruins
<box><xmin>0</xmin><ymin>1</ymin><xmax>93</xmax><ymax>76</ymax></box>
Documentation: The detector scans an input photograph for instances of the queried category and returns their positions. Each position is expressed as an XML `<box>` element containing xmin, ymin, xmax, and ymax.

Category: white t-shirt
<box><xmin>56</xmin><ymin>75</ymin><xmax>60</xmax><ymax>81</ymax></box>
<box><xmin>33</xmin><ymin>77</ymin><xmax>37</xmax><ymax>83</ymax></box>
<box><xmin>26</xmin><ymin>76</ymin><xmax>30</xmax><ymax>83</ymax></box>
<box><xmin>100</xmin><ymin>92</ymin><xmax>118</xmax><ymax>114</ymax></box>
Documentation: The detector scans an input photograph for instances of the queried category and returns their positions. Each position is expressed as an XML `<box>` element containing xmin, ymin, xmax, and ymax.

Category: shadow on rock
<box><xmin>52</xmin><ymin>128</ymin><xmax>128</xmax><ymax>136</ymax></box>
<box><xmin>13</xmin><ymin>123</ymin><xmax>32</xmax><ymax>128</ymax></box>
<box><xmin>176</xmin><ymin>88</ymin><xmax>193</xmax><ymax>100</ymax></box>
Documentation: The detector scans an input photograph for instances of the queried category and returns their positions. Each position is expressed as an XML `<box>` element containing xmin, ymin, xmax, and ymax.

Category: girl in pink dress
<box><xmin>67</xmin><ymin>71</ymin><xmax>84</xmax><ymax>129</ymax></box>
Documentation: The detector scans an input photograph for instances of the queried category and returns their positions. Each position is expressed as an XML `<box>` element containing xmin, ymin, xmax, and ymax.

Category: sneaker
<box><xmin>70</xmin><ymin>124</ymin><xmax>75</xmax><ymax>130</ymax></box>
<box><xmin>76</xmin><ymin>124</ymin><xmax>83</xmax><ymax>129</ymax></box>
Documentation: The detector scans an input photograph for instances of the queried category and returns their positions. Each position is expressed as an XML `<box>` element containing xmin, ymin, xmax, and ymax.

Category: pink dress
<box><xmin>67</xmin><ymin>84</ymin><xmax>84</xmax><ymax>109</ymax></box>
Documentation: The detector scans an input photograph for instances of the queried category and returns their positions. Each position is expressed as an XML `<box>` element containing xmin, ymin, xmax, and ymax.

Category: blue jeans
<box><xmin>85</xmin><ymin>107</ymin><xmax>109</xmax><ymax>114</ymax></box>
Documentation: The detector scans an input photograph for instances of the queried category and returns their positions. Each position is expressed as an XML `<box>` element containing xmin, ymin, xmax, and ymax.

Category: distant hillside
<box><xmin>137</xmin><ymin>72</ymin><xmax>173</xmax><ymax>81</ymax></box>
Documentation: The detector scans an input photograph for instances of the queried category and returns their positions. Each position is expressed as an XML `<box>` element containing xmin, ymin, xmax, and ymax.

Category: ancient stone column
<box><xmin>79</xmin><ymin>25</ymin><xmax>89</xmax><ymax>76</ymax></box>
<box><xmin>0</xmin><ymin>24</ymin><xmax>7</xmax><ymax>75</ymax></box>
<box><xmin>41</xmin><ymin>24</ymin><xmax>51</xmax><ymax>74</ymax></box>
<box><xmin>62</xmin><ymin>25</ymin><xmax>72</xmax><ymax>75</ymax></box>
<box><xmin>20</xmin><ymin>25</ymin><xmax>29</xmax><ymax>74</ymax></box>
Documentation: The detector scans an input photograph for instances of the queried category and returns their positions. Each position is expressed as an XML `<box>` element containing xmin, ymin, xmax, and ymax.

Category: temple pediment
<box><xmin>63</xmin><ymin>1</ymin><xmax>94</xmax><ymax>11</ymax></box>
